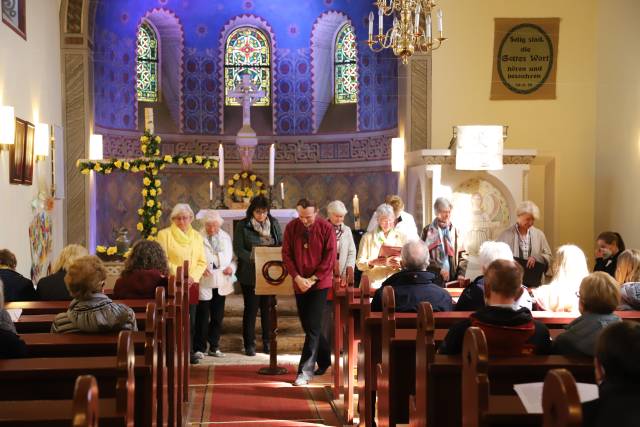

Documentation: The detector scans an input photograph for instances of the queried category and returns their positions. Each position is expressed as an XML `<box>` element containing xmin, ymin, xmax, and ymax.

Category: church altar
<box><xmin>196</xmin><ymin>208</ymin><xmax>299</xmax><ymax>241</ymax></box>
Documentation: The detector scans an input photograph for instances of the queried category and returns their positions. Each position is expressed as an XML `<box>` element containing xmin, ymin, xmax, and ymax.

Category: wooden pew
<box><xmin>14</xmin><ymin>311</ymin><xmax>148</xmax><ymax>334</ymax></box>
<box><xmin>462</xmin><ymin>327</ymin><xmax>586</xmax><ymax>427</ymax></box>
<box><xmin>7</xmin><ymin>299</ymin><xmax>155</xmax><ymax>315</ymax></box>
<box><xmin>0</xmin><ymin>374</ymin><xmax>101</xmax><ymax>427</ymax></box>
<box><xmin>0</xmin><ymin>331</ymin><xmax>135</xmax><ymax>426</ymax></box>
<box><xmin>166</xmin><ymin>274</ymin><xmax>182</xmax><ymax>427</ymax></box>
<box><xmin>19</xmin><ymin>303</ymin><xmax>158</xmax><ymax>427</ymax></box>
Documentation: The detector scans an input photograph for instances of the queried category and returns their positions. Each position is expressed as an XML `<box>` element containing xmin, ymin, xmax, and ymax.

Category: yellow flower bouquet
<box><xmin>226</xmin><ymin>170</ymin><xmax>267</xmax><ymax>205</ymax></box>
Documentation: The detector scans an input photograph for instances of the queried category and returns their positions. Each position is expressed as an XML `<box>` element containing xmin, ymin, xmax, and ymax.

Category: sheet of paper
<box><xmin>514</xmin><ymin>382</ymin><xmax>599</xmax><ymax>414</ymax></box>
<box><xmin>6</xmin><ymin>308</ymin><xmax>22</xmax><ymax>322</ymax></box>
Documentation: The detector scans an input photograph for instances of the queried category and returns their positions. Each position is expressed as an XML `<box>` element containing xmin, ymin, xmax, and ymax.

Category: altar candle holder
<box><xmin>354</xmin><ymin>214</ymin><xmax>361</xmax><ymax>231</ymax></box>
<box><xmin>268</xmin><ymin>185</ymin><xmax>278</xmax><ymax>209</ymax></box>
<box><xmin>214</xmin><ymin>185</ymin><xmax>228</xmax><ymax>209</ymax></box>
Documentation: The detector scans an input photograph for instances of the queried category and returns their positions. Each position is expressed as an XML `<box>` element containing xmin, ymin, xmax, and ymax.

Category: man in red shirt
<box><xmin>282</xmin><ymin>198</ymin><xmax>337</xmax><ymax>386</ymax></box>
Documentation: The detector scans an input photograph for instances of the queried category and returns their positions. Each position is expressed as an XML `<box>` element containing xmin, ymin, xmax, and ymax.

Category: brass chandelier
<box><xmin>367</xmin><ymin>0</ymin><xmax>446</xmax><ymax>64</ymax></box>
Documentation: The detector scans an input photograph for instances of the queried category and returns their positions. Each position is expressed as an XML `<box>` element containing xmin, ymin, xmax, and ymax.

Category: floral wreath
<box><xmin>76</xmin><ymin>129</ymin><xmax>219</xmax><ymax>244</ymax></box>
<box><xmin>226</xmin><ymin>171</ymin><xmax>267</xmax><ymax>202</ymax></box>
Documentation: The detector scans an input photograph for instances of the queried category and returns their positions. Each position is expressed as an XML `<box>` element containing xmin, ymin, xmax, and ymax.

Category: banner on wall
<box><xmin>490</xmin><ymin>18</ymin><xmax>560</xmax><ymax>100</ymax></box>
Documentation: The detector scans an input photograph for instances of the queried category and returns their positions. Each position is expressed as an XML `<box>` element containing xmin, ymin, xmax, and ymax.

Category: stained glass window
<box><xmin>334</xmin><ymin>24</ymin><xmax>358</xmax><ymax>104</ymax></box>
<box><xmin>224</xmin><ymin>27</ymin><xmax>270</xmax><ymax>106</ymax></box>
<box><xmin>136</xmin><ymin>23</ymin><xmax>158</xmax><ymax>102</ymax></box>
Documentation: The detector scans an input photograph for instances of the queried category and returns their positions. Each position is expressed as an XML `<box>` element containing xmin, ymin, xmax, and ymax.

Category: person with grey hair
<box><xmin>497</xmin><ymin>200</ymin><xmax>551</xmax><ymax>286</ymax></box>
<box><xmin>371</xmin><ymin>240</ymin><xmax>453</xmax><ymax>312</ymax></box>
<box><xmin>366</xmin><ymin>195</ymin><xmax>419</xmax><ymax>241</ymax></box>
<box><xmin>0</xmin><ymin>279</ymin><xmax>27</xmax><ymax>358</ymax></box>
<box><xmin>193</xmin><ymin>210</ymin><xmax>237</xmax><ymax>358</ymax></box>
<box><xmin>421</xmin><ymin>197</ymin><xmax>468</xmax><ymax>286</ymax></box>
<box><xmin>356</xmin><ymin>203</ymin><xmax>408</xmax><ymax>289</ymax></box>
<box><xmin>455</xmin><ymin>241</ymin><xmax>533</xmax><ymax>311</ymax></box>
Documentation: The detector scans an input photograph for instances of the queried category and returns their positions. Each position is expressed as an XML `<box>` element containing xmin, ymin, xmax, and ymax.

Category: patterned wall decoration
<box><xmin>95</xmin><ymin>169</ymin><xmax>397</xmax><ymax>245</ymax></box>
<box><xmin>92</xmin><ymin>0</ymin><xmax>398</xmax><ymax>135</ymax></box>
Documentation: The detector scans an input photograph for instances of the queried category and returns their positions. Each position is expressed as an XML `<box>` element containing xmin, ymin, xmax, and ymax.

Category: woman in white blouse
<box><xmin>194</xmin><ymin>210</ymin><xmax>237</xmax><ymax>358</ymax></box>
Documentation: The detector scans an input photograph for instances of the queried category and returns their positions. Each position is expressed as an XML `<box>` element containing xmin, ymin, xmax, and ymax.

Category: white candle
<box><xmin>414</xmin><ymin>4</ymin><xmax>421</xmax><ymax>34</ymax></box>
<box><xmin>269</xmin><ymin>144</ymin><xmax>275</xmax><ymax>186</ymax></box>
<box><xmin>368</xmin><ymin>11</ymin><xmax>374</xmax><ymax>40</ymax></box>
<box><xmin>218</xmin><ymin>144</ymin><xmax>224</xmax><ymax>186</ymax></box>
<box><xmin>437</xmin><ymin>9</ymin><xmax>443</xmax><ymax>34</ymax></box>
<box><xmin>353</xmin><ymin>194</ymin><xmax>360</xmax><ymax>217</ymax></box>
<box><xmin>280</xmin><ymin>182</ymin><xmax>285</xmax><ymax>201</ymax></box>
<box><xmin>426</xmin><ymin>13</ymin><xmax>432</xmax><ymax>39</ymax></box>
<box><xmin>209</xmin><ymin>180</ymin><xmax>213</xmax><ymax>201</ymax></box>
<box><xmin>378</xmin><ymin>7</ymin><xmax>383</xmax><ymax>35</ymax></box>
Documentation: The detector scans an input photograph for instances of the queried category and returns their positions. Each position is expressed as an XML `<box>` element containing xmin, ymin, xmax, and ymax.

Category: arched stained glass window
<box><xmin>224</xmin><ymin>27</ymin><xmax>270</xmax><ymax>106</ymax></box>
<box><xmin>136</xmin><ymin>23</ymin><xmax>159</xmax><ymax>102</ymax></box>
<box><xmin>334</xmin><ymin>24</ymin><xmax>358</xmax><ymax>104</ymax></box>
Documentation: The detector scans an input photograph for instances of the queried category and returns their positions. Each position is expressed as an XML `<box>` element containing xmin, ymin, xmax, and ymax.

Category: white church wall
<box><xmin>0</xmin><ymin>2</ymin><xmax>63</xmax><ymax>277</ymax></box>
<box><xmin>595</xmin><ymin>0</ymin><xmax>640</xmax><ymax>250</ymax></box>
<box><xmin>431</xmin><ymin>0</ymin><xmax>598</xmax><ymax>260</ymax></box>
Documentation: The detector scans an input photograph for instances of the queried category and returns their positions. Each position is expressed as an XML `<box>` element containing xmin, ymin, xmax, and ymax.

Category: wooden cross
<box><xmin>76</xmin><ymin>109</ymin><xmax>219</xmax><ymax>241</ymax></box>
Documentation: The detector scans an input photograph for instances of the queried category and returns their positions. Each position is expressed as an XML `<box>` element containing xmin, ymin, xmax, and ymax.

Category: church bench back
<box><xmin>17</xmin><ymin>303</ymin><xmax>157</xmax><ymax>427</ymax></box>
<box><xmin>462</xmin><ymin>327</ymin><xmax>584</xmax><ymax>427</ymax></box>
<box><xmin>0</xmin><ymin>374</ymin><xmax>101</xmax><ymax>427</ymax></box>
<box><xmin>14</xmin><ymin>311</ymin><xmax>148</xmax><ymax>334</ymax></box>
<box><xmin>0</xmin><ymin>331</ymin><xmax>135</xmax><ymax>426</ymax></box>
<box><xmin>7</xmin><ymin>299</ymin><xmax>153</xmax><ymax>315</ymax></box>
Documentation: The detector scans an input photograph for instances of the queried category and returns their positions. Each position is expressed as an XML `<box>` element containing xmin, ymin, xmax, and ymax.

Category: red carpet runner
<box><xmin>194</xmin><ymin>365</ymin><xmax>339</xmax><ymax>426</ymax></box>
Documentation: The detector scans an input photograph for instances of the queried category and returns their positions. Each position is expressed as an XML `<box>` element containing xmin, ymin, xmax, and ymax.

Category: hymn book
<box><xmin>514</xmin><ymin>382</ymin><xmax>598</xmax><ymax>414</ymax></box>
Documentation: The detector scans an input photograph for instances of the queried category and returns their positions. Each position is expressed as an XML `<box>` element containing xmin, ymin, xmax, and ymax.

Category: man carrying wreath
<box><xmin>282</xmin><ymin>198</ymin><xmax>337</xmax><ymax>386</ymax></box>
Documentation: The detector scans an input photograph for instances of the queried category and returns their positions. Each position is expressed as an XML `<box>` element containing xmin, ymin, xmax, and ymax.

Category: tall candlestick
<box><xmin>280</xmin><ymin>182</ymin><xmax>285</xmax><ymax>201</ymax></box>
<box><xmin>209</xmin><ymin>180</ymin><xmax>213</xmax><ymax>201</ymax></box>
<box><xmin>353</xmin><ymin>194</ymin><xmax>360</xmax><ymax>217</ymax></box>
<box><xmin>269</xmin><ymin>144</ymin><xmax>275</xmax><ymax>186</ymax></box>
<box><xmin>218</xmin><ymin>144</ymin><xmax>224</xmax><ymax>186</ymax></box>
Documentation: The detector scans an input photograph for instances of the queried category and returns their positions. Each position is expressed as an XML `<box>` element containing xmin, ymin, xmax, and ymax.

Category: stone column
<box><xmin>60</xmin><ymin>0</ymin><xmax>93</xmax><ymax>246</ymax></box>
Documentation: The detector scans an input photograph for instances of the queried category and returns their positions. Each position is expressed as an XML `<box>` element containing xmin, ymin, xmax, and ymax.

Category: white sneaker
<box><xmin>293</xmin><ymin>374</ymin><xmax>310</xmax><ymax>386</ymax></box>
<box><xmin>208</xmin><ymin>349</ymin><xmax>225</xmax><ymax>358</ymax></box>
<box><xmin>194</xmin><ymin>351</ymin><xmax>205</xmax><ymax>360</ymax></box>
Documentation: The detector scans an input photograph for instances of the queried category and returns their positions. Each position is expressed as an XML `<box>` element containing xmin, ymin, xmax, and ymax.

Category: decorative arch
<box><xmin>218</xmin><ymin>14</ymin><xmax>277</xmax><ymax>134</ymax></box>
<box><xmin>310</xmin><ymin>11</ymin><xmax>359</xmax><ymax>133</ymax></box>
<box><xmin>136</xmin><ymin>8</ymin><xmax>185</xmax><ymax>131</ymax></box>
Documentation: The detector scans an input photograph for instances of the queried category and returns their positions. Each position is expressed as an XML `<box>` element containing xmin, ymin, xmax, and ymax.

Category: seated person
<box><xmin>371</xmin><ymin>240</ymin><xmax>453</xmax><ymax>312</ymax></box>
<box><xmin>0</xmin><ymin>249</ymin><xmax>37</xmax><ymax>302</ymax></box>
<box><xmin>0</xmin><ymin>279</ymin><xmax>27</xmax><ymax>358</ymax></box>
<box><xmin>36</xmin><ymin>244</ymin><xmax>88</xmax><ymax>300</ymax></box>
<box><xmin>439</xmin><ymin>259</ymin><xmax>551</xmax><ymax>356</ymax></box>
<box><xmin>112</xmin><ymin>240</ymin><xmax>169</xmax><ymax>299</ymax></box>
<box><xmin>533</xmin><ymin>244</ymin><xmax>589</xmax><ymax>312</ymax></box>
<box><xmin>553</xmin><ymin>272</ymin><xmax>620</xmax><ymax>357</ymax></box>
<box><xmin>455</xmin><ymin>241</ymin><xmax>533</xmax><ymax>311</ymax></box>
<box><xmin>51</xmin><ymin>256</ymin><xmax>138</xmax><ymax>333</ymax></box>
<box><xmin>582</xmin><ymin>321</ymin><xmax>640</xmax><ymax>427</ymax></box>
<box><xmin>615</xmin><ymin>249</ymin><xmax>640</xmax><ymax>310</ymax></box>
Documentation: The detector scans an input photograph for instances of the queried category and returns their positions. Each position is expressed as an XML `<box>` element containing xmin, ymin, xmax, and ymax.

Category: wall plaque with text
<box><xmin>491</xmin><ymin>18</ymin><xmax>560</xmax><ymax>100</ymax></box>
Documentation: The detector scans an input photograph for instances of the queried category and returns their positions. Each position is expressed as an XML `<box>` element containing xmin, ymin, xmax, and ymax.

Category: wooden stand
<box><xmin>258</xmin><ymin>295</ymin><xmax>288</xmax><ymax>375</ymax></box>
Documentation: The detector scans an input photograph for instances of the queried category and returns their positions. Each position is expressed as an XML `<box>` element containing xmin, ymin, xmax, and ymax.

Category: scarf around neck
<box><xmin>170</xmin><ymin>223</ymin><xmax>198</xmax><ymax>246</ymax></box>
<box><xmin>425</xmin><ymin>219</ymin><xmax>455</xmax><ymax>265</ymax></box>
<box><xmin>251</xmin><ymin>217</ymin><xmax>274</xmax><ymax>245</ymax></box>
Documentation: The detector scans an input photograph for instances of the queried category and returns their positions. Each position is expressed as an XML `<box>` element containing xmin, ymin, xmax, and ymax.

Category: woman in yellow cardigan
<box><xmin>157</xmin><ymin>203</ymin><xmax>208</xmax><ymax>364</ymax></box>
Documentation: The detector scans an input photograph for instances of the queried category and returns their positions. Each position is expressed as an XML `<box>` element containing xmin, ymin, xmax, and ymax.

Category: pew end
<box><xmin>542</xmin><ymin>369</ymin><xmax>582</xmax><ymax>427</ymax></box>
<box><xmin>72</xmin><ymin>375</ymin><xmax>99</xmax><ymax>427</ymax></box>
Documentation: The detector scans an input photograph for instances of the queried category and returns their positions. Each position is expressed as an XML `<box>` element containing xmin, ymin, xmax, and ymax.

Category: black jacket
<box><xmin>454</xmin><ymin>276</ymin><xmax>486</xmax><ymax>311</ymax></box>
<box><xmin>0</xmin><ymin>269</ymin><xmax>37</xmax><ymax>302</ymax></box>
<box><xmin>594</xmin><ymin>252</ymin><xmax>619</xmax><ymax>278</ymax></box>
<box><xmin>36</xmin><ymin>269</ymin><xmax>71</xmax><ymax>301</ymax></box>
<box><xmin>371</xmin><ymin>270</ymin><xmax>453</xmax><ymax>313</ymax></box>
<box><xmin>0</xmin><ymin>329</ymin><xmax>27</xmax><ymax>358</ymax></box>
<box><xmin>439</xmin><ymin>305</ymin><xmax>551</xmax><ymax>355</ymax></box>
<box><xmin>233</xmin><ymin>215</ymin><xmax>283</xmax><ymax>287</ymax></box>
<box><xmin>582</xmin><ymin>380</ymin><xmax>640</xmax><ymax>427</ymax></box>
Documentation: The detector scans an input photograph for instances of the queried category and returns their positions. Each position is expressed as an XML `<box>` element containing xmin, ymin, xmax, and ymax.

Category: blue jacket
<box><xmin>552</xmin><ymin>312</ymin><xmax>620</xmax><ymax>357</ymax></box>
<box><xmin>371</xmin><ymin>270</ymin><xmax>453</xmax><ymax>313</ymax></box>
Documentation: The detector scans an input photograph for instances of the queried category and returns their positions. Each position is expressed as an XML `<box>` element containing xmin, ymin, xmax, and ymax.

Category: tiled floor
<box><xmin>187</xmin><ymin>363</ymin><xmax>344</xmax><ymax>426</ymax></box>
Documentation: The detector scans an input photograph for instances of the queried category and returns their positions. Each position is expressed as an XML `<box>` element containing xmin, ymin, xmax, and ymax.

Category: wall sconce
<box><xmin>34</xmin><ymin>123</ymin><xmax>50</xmax><ymax>160</ymax></box>
<box><xmin>0</xmin><ymin>106</ymin><xmax>15</xmax><ymax>149</ymax></box>
<box><xmin>89</xmin><ymin>134</ymin><xmax>103</xmax><ymax>160</ymax></box>
<box><xmin>391</xmin><ymin>137</ymin><xmax>405</xmax><ymax>172</ymax></box>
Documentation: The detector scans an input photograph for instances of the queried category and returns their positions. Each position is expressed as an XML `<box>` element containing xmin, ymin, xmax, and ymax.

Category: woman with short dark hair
<box><xmin>0</xmin><ymin>249</ymin><xmax>36</xmax><ymax>302</ymax></box>
<box><xmin>233</xmin><ymin>195</ymin><xmax>282</xmax><ymax>356</ymax></box>
<box><xmin>112</xmin><ymin>240</ymin><xmax>169</xmax><ymax>299</ymax></box>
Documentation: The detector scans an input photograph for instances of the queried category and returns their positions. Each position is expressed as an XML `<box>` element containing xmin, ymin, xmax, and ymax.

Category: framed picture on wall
<box><xmin>9</xmin><ymin>118</ymin><xmax>35</xmax><ymax>185</ymax></box>
<box><xmin>1</xmin><ymin>0</ymin><xmax>26</xmax><ymax>40</ymax></box>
